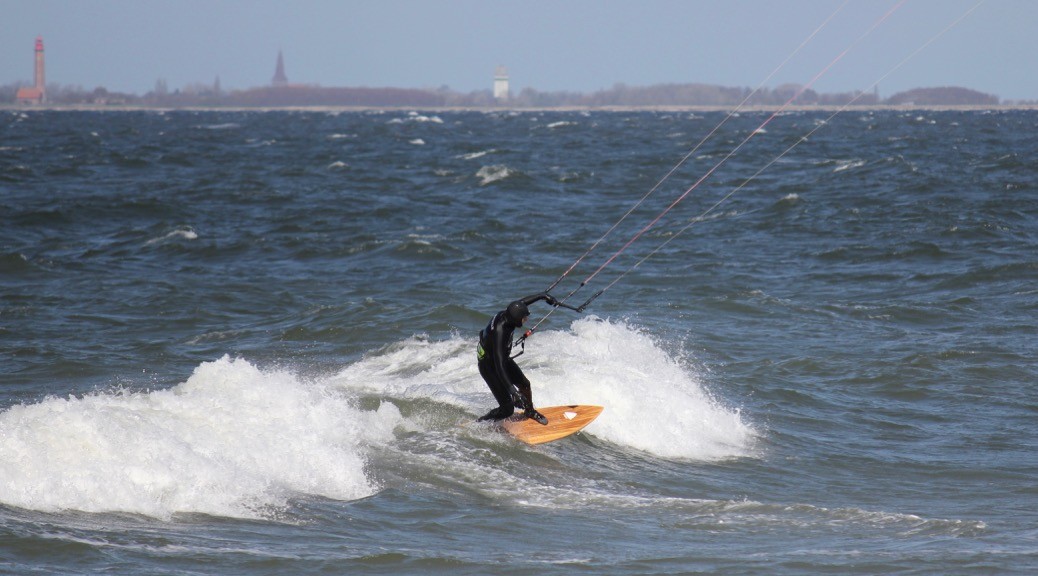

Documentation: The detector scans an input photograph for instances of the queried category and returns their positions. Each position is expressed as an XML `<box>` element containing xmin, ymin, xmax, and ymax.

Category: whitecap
<box><xmin>833</xmin><ymin>159</ymin><xmax>866</xmax><ymax>173</ymax></box>
<box><xmin>476</xmin><ymin>164</ymin><xmax>513</xmax><ymax>186</ymax></box>
<box><xmin>457</xmin><ymin>149</ymin><xmax>494</xmax><ymax>160</ymax></box>
<box><xmin>0</xmin><ymin>356</ymin><xmax>400</xmax><ymax>520</ymax></box>
<box><xmin>145</xmin><ymin>227</ymin><xmax>198</xmax><ymax>246</ymax></box>
<box><xmin>196</xmin><ymin>123</ymin><xmax>240</xmax><ymax>130</ymax></box>
<box><xmin>390</xmin><ymin>112</ymin><xmax>444</xmax><ymax>124</ymax></box>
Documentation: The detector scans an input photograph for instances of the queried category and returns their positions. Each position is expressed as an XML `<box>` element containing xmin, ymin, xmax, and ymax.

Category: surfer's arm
<box><xmin>519</xmin><ymin>293</ymin><xmax>559</xmax><ymax>307</ymax></box>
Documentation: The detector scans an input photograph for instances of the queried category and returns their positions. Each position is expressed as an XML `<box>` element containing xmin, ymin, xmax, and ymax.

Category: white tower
<box><xmin>493</xmin><ymin>66</ymin><xmax>509</xmax><ymax>102</ymax></box>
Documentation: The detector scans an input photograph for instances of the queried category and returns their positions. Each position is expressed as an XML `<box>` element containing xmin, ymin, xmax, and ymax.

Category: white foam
<box><xmin>475</xmin><ymin>164</ymin><xmax>513</xmax><ymax>185</ymax></box>
<box><xmin>834</xmin><ymin>159</ymin><xmax>866</xmax><ymax>173</ymax></box>
<box><xmin>387</xmin><ymin>112</ymin><xmax>443</xmax><ymax>124</ymax></box>
<box><xmin>532</xmin><ymin>318</ymin><xmax>755</xmax><ymax>460</ymax></box>
<box><xmin>0</xmin><ymin>356</ymin><xmax>400</xmax><ymax>520</ymax></box>
<box><xmin>145</xmin><ymin>227</ymin><xmax>198</xmax><ymax>246</ymax></box>
<box><xmin>196</xmin><ymin>123</ymin><xmax>240</xmax><ymax>130</ymax></box>
<box><xmin>410</xmin><ymin>113</ymin><xmax>443</xmax><ymax>123</ymax></box>
<box><xmin>457</xmin><ymin>149</ymin><xmax>494</xmax><ymax>160</ymax></box>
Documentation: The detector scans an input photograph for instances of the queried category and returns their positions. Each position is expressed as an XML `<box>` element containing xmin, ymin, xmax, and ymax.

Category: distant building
<box><xmin>493</xmin><ymin>66</ymin><xmax>509</xmax><ymax>101</ymax></box>
<box><xmin>272</xmin><ymin>50</ymin><xmax>288</xmax><ymax>87</ymax></box>
<box><xmin>15</xmin><ymin>36</ymin><xmax>46</xmax><ymax>105</ymax></box>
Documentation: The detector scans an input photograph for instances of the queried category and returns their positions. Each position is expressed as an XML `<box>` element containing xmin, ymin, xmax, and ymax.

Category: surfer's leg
<box><xmin>504</xmin><ymin>360</ymin><xmax>533</xmax><ymax>407</ymax></box>
<box><xmin>478</xmin><ymin>360</ymin><xmax>516</xmax><ymax>420</ymax></box>
<box><xmin>504</xmin><ymin>362</ymin><xmax>547</xmax><ymax>425</ymax></box>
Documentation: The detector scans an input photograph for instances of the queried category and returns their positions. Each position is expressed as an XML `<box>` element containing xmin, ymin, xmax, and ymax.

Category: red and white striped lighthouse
<box><xmin>34</xmin><ymin>36</ymin><xmax>45</xmax><ymax>95</ymax></box>
<box><xmin>15</xmin><ymin>36</ymin><xmax>46</xmax><ymax>105</ymax></box>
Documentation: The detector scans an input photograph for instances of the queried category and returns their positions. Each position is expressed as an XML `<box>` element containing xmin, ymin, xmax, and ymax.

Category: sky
<box><xmin>2</xmin><ymin>0</ymin><xmax>1035</xmax><ymax>102</ymax></box>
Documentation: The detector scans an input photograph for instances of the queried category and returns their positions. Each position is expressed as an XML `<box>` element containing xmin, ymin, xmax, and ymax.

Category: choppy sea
<box><xmin>1</xmin><ymin>108</ymin><xmax>1036</xmax><ymax>574</ymax></box>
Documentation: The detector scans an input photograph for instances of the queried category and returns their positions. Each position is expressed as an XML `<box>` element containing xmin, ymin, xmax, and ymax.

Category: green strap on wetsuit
<box><xmin>476</xmin><ymin>329</ymin><xmax>488</xmax><ymax>361</ymax></box>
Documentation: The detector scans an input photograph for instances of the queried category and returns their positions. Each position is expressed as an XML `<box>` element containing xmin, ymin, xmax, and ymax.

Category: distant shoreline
<box><xmin>3</xmin><ymin>103</ymin><xmax>1037</xmax><ymax>113</ymax></box>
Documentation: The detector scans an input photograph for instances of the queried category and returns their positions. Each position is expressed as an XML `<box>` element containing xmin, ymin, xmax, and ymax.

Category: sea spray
<box><xmin>0</xmin><ymin>356</ymin><xmax>400</xmax><ymax>519</ymax></box>
<box><xmin>532</xmin><ymin>318</ymin><xmax>755</xmax><ymax>460</ymax></box>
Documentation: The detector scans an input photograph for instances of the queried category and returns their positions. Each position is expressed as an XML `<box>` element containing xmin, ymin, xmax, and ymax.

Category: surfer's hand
<box><xmin>544</xmin><ymin>294</ymin><xmax>559</xmax><ymax>306</ymax></box>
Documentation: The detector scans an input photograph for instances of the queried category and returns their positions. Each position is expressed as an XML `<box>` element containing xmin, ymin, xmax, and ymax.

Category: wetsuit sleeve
<box><xmin>519</xmin><ymin>293</ymin><xmax>554</xmax><ymax>307</ymax></box>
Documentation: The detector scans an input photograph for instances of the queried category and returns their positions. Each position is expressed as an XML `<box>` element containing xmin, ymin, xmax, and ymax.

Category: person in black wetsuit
<box><xmin>476</xmin><ymin>293</ymin><xmax>559</xmax><ymax>425</ymax></box>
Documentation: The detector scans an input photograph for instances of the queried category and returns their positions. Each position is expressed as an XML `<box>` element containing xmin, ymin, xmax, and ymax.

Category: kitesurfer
<box><xmin>476</xmin><ymin>293</ymin><xmax>559</xmax><ymax>425</ymax></box>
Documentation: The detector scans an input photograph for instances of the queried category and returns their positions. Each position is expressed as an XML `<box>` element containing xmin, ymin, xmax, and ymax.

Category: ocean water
<box><xmin>1</xmin><ymin>108</ymin><xmax>1036</xmax><ymax>574</ymax></box>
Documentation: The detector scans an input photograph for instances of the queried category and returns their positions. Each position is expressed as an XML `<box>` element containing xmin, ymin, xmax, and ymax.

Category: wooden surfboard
<box><xmin>501</xmin><ymin>405</ymin><xmax>603</xmax><ymax>445</ymax></box>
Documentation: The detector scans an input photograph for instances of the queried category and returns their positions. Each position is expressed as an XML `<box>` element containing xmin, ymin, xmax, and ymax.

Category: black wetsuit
<box><xmin>476</xmin><ymin>293</ymin><xmax>553</xmax><ymax>422</ymax></box>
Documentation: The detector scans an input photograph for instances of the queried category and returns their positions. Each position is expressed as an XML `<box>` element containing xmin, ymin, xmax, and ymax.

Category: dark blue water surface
<box><xmin>1</xmin><ymin>108</ymin><xmax>1037</xmax><ymax>574</ymax></box>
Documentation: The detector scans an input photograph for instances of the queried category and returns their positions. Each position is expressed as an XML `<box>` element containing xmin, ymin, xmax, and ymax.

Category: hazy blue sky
<box><xmin>2</xmin><ymin>0</ymin><xmax>1034</xmax><ymax>101</ymax></box>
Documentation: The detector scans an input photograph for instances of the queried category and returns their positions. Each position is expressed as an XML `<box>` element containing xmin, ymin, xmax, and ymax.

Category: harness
<box><xmin>476</xmin><ymin>312</ymin><xmax>524</xmax><ymax>361</ymax></box>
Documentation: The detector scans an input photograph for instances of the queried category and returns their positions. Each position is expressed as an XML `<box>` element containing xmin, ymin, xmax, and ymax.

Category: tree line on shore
<box><xmin>1</xmin><ymin>81</ymin><xmax>1010</xmax><ymax>108</ymax></box>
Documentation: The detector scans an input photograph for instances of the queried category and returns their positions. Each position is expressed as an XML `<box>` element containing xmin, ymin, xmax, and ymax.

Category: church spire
<box><xmin>272</xmin><ymin>49</ymin><xmax>288</xmax><ymax>87</ymax></box>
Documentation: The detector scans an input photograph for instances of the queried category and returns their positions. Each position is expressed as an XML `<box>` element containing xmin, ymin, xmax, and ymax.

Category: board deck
<box><xmin>500</xmin><ymin>405</ymin><xmax>603</xmax><ymax>445</ymax></box>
